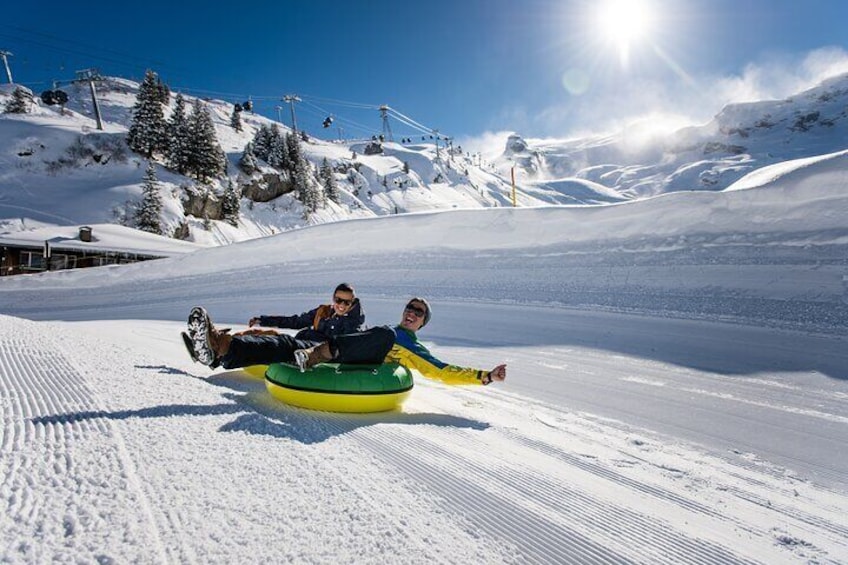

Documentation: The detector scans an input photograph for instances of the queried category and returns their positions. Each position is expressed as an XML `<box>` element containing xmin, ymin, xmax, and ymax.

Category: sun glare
<box><xmin>595</xmin><ymin>0</ymin><xmax>655</xmax><ymax>67</ymax></box>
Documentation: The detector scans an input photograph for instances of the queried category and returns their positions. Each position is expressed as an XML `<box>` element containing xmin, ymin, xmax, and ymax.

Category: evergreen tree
<box><xmin>135</xmin><ymin>161</ymin><xmax>163</xmax><ymax>234</ymax></box>
<box><xmin>127</xmin><ymin>70</ymin><xmax>168</xmax><ymax>158</ymax></box>
<box><xmin>3</xmin><ymin>87</ymin><xmax>30</xmax><ymax>114</ymax></box>
<box><xmin>319</xmin><ymin>158</ymin><xmax>339</xmax><ymax>203</ymax></box>
<box><xmin>221</xmin><ymin>179</ymin><xmax>241</xmax><ymax>226</ymax></box>
<box><xmin>187</xmin><ymin>99</ymin><xmax>227</xmax><ymax>183</ymax></box>
<box><xmin>239</xmin><ymin>141</ymin><xmax>259</xmax><ymax>175</ymax></box>
<box><xmin>167</xmin><ymin>93</ymin><xmax>192</xmax><ymax>175</ymax></box>
<box><xmin>285</xmin><ymin>132</ymin><xmax>305</xmax><ymax>174</ymax></box>
<box><xmin>252</xmin><ymin>124</ymin><xmax>275</xmax><ymax>162</ymax></box>
<box><xmin>230</xmin><ymin>105</ymin><xmax>243</xmax><ymax>132</ymax></box>
<box><xmin>403</xmin><ymin>161</ymin><xmax>410</xmax><ymax>174</ymax></box>
<box><xmin>156</xmin><ymin>77</ymin><xmax>171</xmax><ymax>105</ymax></box>
<box><xmin>268</xmin><ymin>130</ymin><xmax>289</xmax><ymax>170</ymax></box>
<box><xmin>283</xmin><ymin>133</ymin><xmax>321</xmax><ymax>215</ymax></box>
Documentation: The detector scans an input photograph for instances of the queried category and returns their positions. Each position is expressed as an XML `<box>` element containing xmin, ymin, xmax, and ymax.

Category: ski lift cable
<box><xmin>388</xmin><ymin>106</ymin><xmax>448</xmax><ymax>138</ymax></box>
<box><xmin>0</xmin><ymin>26</ymin><xmax>192</xmax><ymax>77</ymax></box>
<box><xmin>294</xmin><ymin>104</ymin><xmax>374</xmax><ymax>136</ymax></box>
<box><xmin>387</xmin><ymin>112</ymin><xmax>433</xmax><ymax>135</ymax></box>
<box><xmin>299</xmin><ymin>100</ymin><xmax>376</xmax><ymax>134</ymax></box>
<box><xmin>299</xmin><ymin>94</ymin><xmax>381</xmax><ymax>110</ymax></box>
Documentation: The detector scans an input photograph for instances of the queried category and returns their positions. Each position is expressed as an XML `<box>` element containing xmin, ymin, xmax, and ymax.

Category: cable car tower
<box><xmin>379</xmin><ymin>105</ymin><xmax>393</xmax><ymax>142</ymax></box>
<box><xmin>0</xmin><ymin>50</ymin><xmax>13</xmax><ymax>84</ymax></box>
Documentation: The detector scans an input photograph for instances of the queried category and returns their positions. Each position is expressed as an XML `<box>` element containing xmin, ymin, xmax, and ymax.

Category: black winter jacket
<box><xmin>256</xmin><ymin>299</ymin><xmax>365</xmax><ymax>342</ymax></box>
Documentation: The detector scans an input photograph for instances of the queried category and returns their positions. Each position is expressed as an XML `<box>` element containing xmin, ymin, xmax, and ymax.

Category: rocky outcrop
<box><xmin>181</xmin><ymin>185</ymin><xmax>222</xmax><ymax>220</ymax></box>
<box><xmin>240</xmin><ymin>171</ymin><xmax>294</xmax><ymax>203</ymax></box>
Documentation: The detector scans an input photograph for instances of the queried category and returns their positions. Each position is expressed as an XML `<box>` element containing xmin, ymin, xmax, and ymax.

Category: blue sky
<box><xmin>4</xmin><ymin>0</ymin><xmax>848</xmax><ymax>153</ymax></box>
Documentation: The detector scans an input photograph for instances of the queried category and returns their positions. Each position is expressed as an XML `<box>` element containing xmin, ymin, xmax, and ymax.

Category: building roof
<box><xmin>0</xmin><ymin>224</ymin><xmax>204</xmax><ymax>257</ymax></box>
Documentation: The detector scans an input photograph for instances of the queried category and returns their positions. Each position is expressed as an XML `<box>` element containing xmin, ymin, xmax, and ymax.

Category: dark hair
<box><xmin>334</xmin><ymin>283</ymin><xmax>355</xmax><ymax>296</ymax></box>
<box><xmin>407</xmin><ymin>297</ymin><xmax>432</xmax><ymax>327</ymax></box>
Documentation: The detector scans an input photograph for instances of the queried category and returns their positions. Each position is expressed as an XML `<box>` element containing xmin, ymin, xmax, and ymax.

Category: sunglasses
<box><xmin>404</xmin><ymin>304</ymin><xmax>427</xmax><ymax>318</ymax></box>
<box><xmin>333</xmin><ymin>296</ymin><xmax>353</xmax><ymax>306</ymax></box>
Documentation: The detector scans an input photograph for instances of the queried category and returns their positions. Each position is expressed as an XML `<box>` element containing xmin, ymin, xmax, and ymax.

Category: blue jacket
<box><xmin>257</xmin><ymin>299</ymin><xmax>365</xmax><ymax>341</ymax></box>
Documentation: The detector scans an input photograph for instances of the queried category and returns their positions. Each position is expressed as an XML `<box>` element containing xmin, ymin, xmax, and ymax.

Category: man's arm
<box><xmin>389</xmin><ymin>331</ymin><xmax>506</xmax><ymax>386</ymax></box>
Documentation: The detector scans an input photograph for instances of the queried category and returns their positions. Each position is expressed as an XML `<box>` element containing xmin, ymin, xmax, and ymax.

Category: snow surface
<box><xmin>0</xmin><ymin>79</ymin><xmax>573</xmax><ymax>249</ymax></box>
<box><xmin>1</xmin><ymin>145</ymin><xmax>847</xmax><ymax>563</ymax></box>
<box><xmin>0</xmin><ymin>223</ymin><xmax>203</xmax><ymax>256</ymax></box>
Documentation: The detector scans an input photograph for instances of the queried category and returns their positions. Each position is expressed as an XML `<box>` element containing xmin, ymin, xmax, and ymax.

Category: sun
<box><xmin>594</xmin><ymin>0</ymin><xmax>656</xmax><ymax>67</ymax></box>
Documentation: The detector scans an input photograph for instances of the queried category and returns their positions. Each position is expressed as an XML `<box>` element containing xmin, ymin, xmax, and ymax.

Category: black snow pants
<box><xmin>220</xmin><ymin>333</ymin><xmax>318</xmax><ymax>369</ymax></box>
<box><xmin>328</xmin><ymin>326</ymin><xmax>396</xmax><ymax>365</ymax></box>
<box><xmin>219</xmin><ymin>326</ymin><xmax>396</xmax><ymax>369</ymax></box>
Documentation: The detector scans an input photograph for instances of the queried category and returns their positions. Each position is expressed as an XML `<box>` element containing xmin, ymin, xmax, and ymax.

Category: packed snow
<box><xmin>1</xmin><ymin>144</ymin><xmax>847</xmax><ymax>563</ymax></box>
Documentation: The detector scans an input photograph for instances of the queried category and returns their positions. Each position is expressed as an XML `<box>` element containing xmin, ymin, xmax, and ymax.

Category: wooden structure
<box><xmin>0</xmin><ymin>225</ymin><xmax>200</xmax><ymax>277</ymax></box>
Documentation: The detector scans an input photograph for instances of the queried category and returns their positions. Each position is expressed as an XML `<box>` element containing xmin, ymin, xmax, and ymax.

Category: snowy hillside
<box><xmin>0</xmin><ymin>78</ymin><xmax>560</xmax><ymax>247</ymax></box>
<box><xmin>500</xmin><ymin>72</ymin><xmax>848</xmax><ymax>199</ymax></box>
<box><xmin>1</xmin><ymin>136</ymin><xmax>847</xmax><ymax>563</ymax></box>
<box><xmin>5</xmin><ymin>70</ymin><xmax>848</xmax><ymax>250</ymax></box>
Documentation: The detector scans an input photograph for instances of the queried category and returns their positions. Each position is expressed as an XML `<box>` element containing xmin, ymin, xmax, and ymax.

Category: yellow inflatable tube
<box><xmin>264</xmin><ymin>362</ymin><xmax>413</xmax><ymax>413</ymax></box>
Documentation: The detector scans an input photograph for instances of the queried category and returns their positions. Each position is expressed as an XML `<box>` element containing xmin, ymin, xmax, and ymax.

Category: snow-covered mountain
<box><xmin>499</xmin><ymin>72</ymin><xmax>848</xmax><ymax>199</ymax></box>
<box><xmin>3</xmin><ymin>71</ymin><xmax>848</xmax><ymax>247</ymax></box>
<box><xmin>0</xmin><ymin>78</ymin><xmax>565</xmax><ymax>247</ymax></box>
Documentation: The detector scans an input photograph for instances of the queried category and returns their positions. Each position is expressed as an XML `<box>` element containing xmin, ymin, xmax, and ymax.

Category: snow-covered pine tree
<box><xmin>156</xmin><ymin>76</ymin><xmax>171</xmax><ymax>105</ymax></box>
<box><xmin>167</xmin><ymin>93</ymin><xmax>192</xmax><ymax>175</ymax></box>
<box><xmin>268</xmin><ymin>130</ymin><xmax>289</xmax><ymax>171</ymax></box>
<box><xmin>3</xmin><ymin>87</ymin><xmax>30</xmax><ymax>114</ymax></box>
<box><xmin>127</xmin><ymin>70</ymin><xmax>168</xmax><ymax>158</ymax></box>
<box><xmin>283</xmin><ymin>133</ymin><xmax>322</xmax><ymax>215</ymax></box>
<box><xmin>239</xmin><ymin>141</ymin><xmax>259</xmax><ymax>175</ymax></box>
<box><xmin>319</xmin><ymin>158</ymin><xmax>340</xmax><ymax>203</ymax></box>
<box><xmin>135</xmin><ymin>161</ymin><xmax>163</xmax><ymax>234</ymax></box>
<box><xmin>252</xmin><ymin>124</ymin><xmax>275</xmax><ymax>162</ymax></box>
<box><xmin>230</xmin><ymin>105</ymin><xmax>243</xmax><ymax>132</ymax></box>
<box><xmin>222</xmin><ymin>179</ymin><xmax>241</xmax><ymax>226</ymax></box>
<box><xmin>187</xmin><ymin>99</ymin><xmax>227</xmax><ymax>183</ymax></box>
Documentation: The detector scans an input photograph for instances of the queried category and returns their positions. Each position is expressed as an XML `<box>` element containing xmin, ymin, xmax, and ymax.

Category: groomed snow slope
<box><xmin>1</xmin><ymin>149</ymin><xmax>847</xmax><ymax>563</ymax></box>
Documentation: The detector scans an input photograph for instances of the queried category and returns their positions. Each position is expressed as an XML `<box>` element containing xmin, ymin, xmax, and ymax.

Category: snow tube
<box><xmin>242</xmin><ymin>365</ymin><xmax>267</xmax><ymax>379</ymax></box>
<box><xmin>264</xmin><ymin>362</ymin><xmax>414</xmax><ymax>413</ymax></box>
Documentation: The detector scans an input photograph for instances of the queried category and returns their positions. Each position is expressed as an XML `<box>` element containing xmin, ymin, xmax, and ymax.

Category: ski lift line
<box><xmin>1</xmin><ymin>25</ymin><xmax>454</xmax><ymax>138</ymax></box>
<box><xmin>291</xmin><ymin>102</ymin><xmax>372</xmax><ymax>134</ymax></box>
<box><xmin>299</xmin><ymin>101</ymin><xmax>375</xmax><ymax>134</ymax></box>
<box><xmin>0</xmin><ymin>24</ymin><xmax>170</xmax><ymax>67</ymax></box>
<box><xmin>0</xmin><ymin>30</ymin><xmax>188</xmax><ymax>78</ymax></box>
<box><xmin>389</xmin><ymin>107</ymin><xmax>448</xmax><ymax>138</ymax></box>
<box><xmin>0</xmin><ymin>32</ymin><xmax>153</xmax><ymax>72</ymax></box>
<box><xmin>388</xmin><ymin>113</ymin><xmax>433</xmax><ymax>135</ymax></box>
<box><xmin>298</xmin><ymin>93</ymin><xmax>381</xmax><ymax>110</ymax></box>
<box><xmin>305</xmin><ymin>112</ymin><xmax>371</xmax><ymax>134</ymax></box>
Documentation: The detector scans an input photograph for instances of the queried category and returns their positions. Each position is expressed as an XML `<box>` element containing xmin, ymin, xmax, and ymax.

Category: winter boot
<box><xmin>187</xmin><ymin>307</ymin><xmax>231</xmax><ymax>367</ymax></box>
<box><xmin>293</xmin><ymin>342</ymin><xmax>334</xmax><ymax>372</ymax></box>
<box><xmin>181</xmin><ymin>331</ymin><xmax>199</xmax><ymax>363</ymax></box>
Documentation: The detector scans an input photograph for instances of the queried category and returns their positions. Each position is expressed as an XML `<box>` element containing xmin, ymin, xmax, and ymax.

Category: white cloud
<box><xmin>455</xmin><ymin>130</ymin><xmax>516</xmax><ymax>162</ymax></box>
<box><xmin>713</xmin><ymin>46</ymin><xmax>848</xmax><ymax>105</ymax></box>
<box><xmin>488</xmin><ymin>46</ymin><xmax>848</xmax><ymax>145</ymax></box>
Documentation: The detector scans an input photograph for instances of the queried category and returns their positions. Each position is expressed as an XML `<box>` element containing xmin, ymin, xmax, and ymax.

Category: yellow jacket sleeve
<box><xmin>385</xmin><ymin>327</ymin><xmax>490</xmax><ymax>386</ymax></box>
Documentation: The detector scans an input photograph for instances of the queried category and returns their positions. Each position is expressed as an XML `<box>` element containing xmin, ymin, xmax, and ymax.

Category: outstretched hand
<box><xmin>487</xmin><ymin>364</ymin><xmax>507</xmax><ymax>384</ymax></box>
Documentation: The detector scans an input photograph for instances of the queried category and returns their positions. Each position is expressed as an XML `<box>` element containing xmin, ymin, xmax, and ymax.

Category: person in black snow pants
<box><xmin>183</xmin><ymin>283</ymin><xmax>365</xmax><ymax>368</ymax></box>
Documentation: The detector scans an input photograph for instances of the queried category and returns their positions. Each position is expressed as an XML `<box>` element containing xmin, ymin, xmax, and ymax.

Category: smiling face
<box><xmin>331</xmin><ymin>290</ymin><xmax>355</xmax><ymax>316</ymax></box>
<box><xmin>399</xmin><ymin>300</ymin><xmax>428</xmax><ymax>332</ymax></box>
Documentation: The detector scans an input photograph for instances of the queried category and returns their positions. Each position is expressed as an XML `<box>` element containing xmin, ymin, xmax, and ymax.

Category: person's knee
<box><xmin>375</xmin><ymin>326</ymin><xmax>396</xmax><ymax>350</ymax></box>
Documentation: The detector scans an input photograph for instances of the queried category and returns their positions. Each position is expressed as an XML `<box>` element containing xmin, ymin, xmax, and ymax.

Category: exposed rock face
<box><xmin>505</xmin><ymin>134</ymin><xmax>528</xmax><ymax>155</ymax></box>
<box><xmin>182</xmin><ymin>186</ymin><xmax>222</xmax><ymax>219</ymax></box>
<box><xmin>240</xmin><ymin>171</ymin><xmax>294</xmax><ymax>203</ymax></box>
